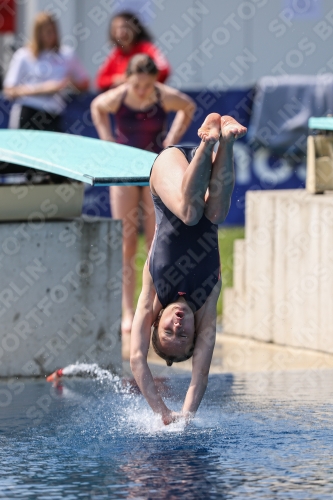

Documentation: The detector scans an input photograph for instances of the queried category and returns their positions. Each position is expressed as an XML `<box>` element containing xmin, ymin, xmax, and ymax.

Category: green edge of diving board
<box><xmin>0</xmin><ymin>129</ymin><xmax>158</xmax><ymax>186</ymax></box>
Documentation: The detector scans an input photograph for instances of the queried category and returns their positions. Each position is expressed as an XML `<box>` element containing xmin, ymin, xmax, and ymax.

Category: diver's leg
<box><xmin>150</xmin><ymin>113</ymin><xmax>221</xmax><ymax>225</ymax></box>
<box><xmin>204</xmin><ymin>116</ymin><xmax>247</xmax><ymax>224</ymax></box>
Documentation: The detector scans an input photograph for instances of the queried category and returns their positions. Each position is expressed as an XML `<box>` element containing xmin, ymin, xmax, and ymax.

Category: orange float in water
<box><xmin>46</xmin><ymin>368</ymin><xmax>63</xmax><ymax>382</ymax></box>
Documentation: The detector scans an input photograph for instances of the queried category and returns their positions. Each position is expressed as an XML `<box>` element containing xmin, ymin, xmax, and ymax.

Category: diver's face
<box><xmin>157</xmin><ymin>300</ymin><xmax>195</xmax><ymax>358</ymax></box>
<box><xmin>127</xmin><ymin>73</ymin><xmax>157</xmax><ymax>101</ymax></box>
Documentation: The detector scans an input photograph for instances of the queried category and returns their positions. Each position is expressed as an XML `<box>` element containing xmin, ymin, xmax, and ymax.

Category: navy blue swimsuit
<box><xmin>149</xmin><ymin>146</ymin><xmax>221</xmax><ymax>312</ymax></box>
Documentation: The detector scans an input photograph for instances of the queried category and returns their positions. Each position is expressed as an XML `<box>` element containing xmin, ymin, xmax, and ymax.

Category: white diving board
<box><xmin>0</xmin><ymin>130</ymin><xmax>158</xmax><ymax>186</ymax></box>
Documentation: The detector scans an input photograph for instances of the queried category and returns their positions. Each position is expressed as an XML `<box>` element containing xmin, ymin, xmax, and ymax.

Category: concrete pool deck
<box><xmin>122</xmin><ymin>331</ymin><xmax>333</xmax><ymax>377</ymax></box>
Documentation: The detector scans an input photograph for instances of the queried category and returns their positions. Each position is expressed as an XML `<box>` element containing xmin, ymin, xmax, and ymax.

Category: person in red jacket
<box><xmin>96</xmin><ymin>11</ymin><xmax>171</xmax><ymax>91</ymax></box>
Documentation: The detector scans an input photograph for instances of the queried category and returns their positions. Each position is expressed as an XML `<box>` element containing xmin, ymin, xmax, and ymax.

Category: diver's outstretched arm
<box><xmin>130</xmin><ymin>263</ymin><xmax>175</xmax><ymax>424</ymax></box>
<box><xmin>181</xmin><ymin>280</ymin><xmax>221</xmax><ymax>418</ymax></box>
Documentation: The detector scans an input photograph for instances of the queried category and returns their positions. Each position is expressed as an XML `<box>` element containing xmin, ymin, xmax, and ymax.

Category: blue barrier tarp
<box><xmin>0</xmin><ymin>90</ymin><xmax>305</xmax><ymax>224</ymax></box>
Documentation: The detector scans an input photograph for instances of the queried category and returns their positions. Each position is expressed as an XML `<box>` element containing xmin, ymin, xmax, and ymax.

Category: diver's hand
<box><xmin>183</xmin><ymin>411</ymin><xmax>195</xmax><ymax>425</ymax></box>
<box><xmin>162</xmin><ymin>410</ymin><xmax>182</xmax><ymax>426</ymax></box>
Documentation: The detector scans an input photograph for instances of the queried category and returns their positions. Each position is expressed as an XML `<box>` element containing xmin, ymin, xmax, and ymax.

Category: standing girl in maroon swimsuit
<box><xmin>91</xmin><ymin>54</ymin><xmax>195</xmax><ymax>338</ymax></box>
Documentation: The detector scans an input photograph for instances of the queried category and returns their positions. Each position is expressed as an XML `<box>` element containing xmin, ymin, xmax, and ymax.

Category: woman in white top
<box><xmin>3</xmin><ymin>11</ymin><xmax>89</xmax><ymax>133</ymax></box>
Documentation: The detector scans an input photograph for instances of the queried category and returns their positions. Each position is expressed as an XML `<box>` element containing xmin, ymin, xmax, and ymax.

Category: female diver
<box><xmin>130</xmin><ymin>112</ymin><xmax>247</xmax><ymax>425</ymax></box>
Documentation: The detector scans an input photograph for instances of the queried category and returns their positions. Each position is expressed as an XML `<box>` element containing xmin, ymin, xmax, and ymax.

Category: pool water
<box><xmin>1</xmin><ymin>367</ymin><xmax>333</xmax><ymax>499</ymax></box>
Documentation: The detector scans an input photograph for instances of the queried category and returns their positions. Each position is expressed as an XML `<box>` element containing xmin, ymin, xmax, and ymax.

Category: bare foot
<box><xmin>198</xmin><ymin>113</ymin><xmax>221</xmax><ymax>144</ymax></box>
<box><xmin>221</xmin><ymin>115</ymin><xmax>247</xmax><ymax>143</ymax></box>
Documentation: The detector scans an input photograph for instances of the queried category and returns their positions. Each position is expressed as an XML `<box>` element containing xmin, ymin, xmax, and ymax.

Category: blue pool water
<box><xmin>1</xmin><ymin>367</ymin><xmax>333</xmax><ymax>499</ymax></box>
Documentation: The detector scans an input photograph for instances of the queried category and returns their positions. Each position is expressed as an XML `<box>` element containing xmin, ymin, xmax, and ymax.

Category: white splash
<box><xmin>62</xmin><ymin>363</ymin><xmax>120</xmax><ymax>383</ymax></box>
<box><xmin>120</xmin><ymin>399</ymin><xmax>187</xmax><ymax>435</ymax></box>
<box><xmin>58</xmin><ymin>364</ymin><xmax>217</xmax><ymax>435</ymax></box>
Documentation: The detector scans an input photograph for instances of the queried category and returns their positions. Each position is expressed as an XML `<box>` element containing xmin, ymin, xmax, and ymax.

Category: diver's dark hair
<box><xmin>151</xmin><ymin>310</ymin><xmax>195</xmax><ymax>367</ymax></box>
<box><xmin>110</xmin><ymin>11</ymin><xmax>152</xmax><ymax>45</ymax></box>
<box><xmin>126</xmin><ymin>54</ymin><xmax>158</xmax><ymax>77</ymax></box>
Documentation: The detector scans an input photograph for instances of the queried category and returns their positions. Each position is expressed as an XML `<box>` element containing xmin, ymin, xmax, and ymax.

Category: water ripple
<box><xmin>1</xmin><ymin>369</ymin><xmax>333</xmax><ymax>498</ymax></box>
